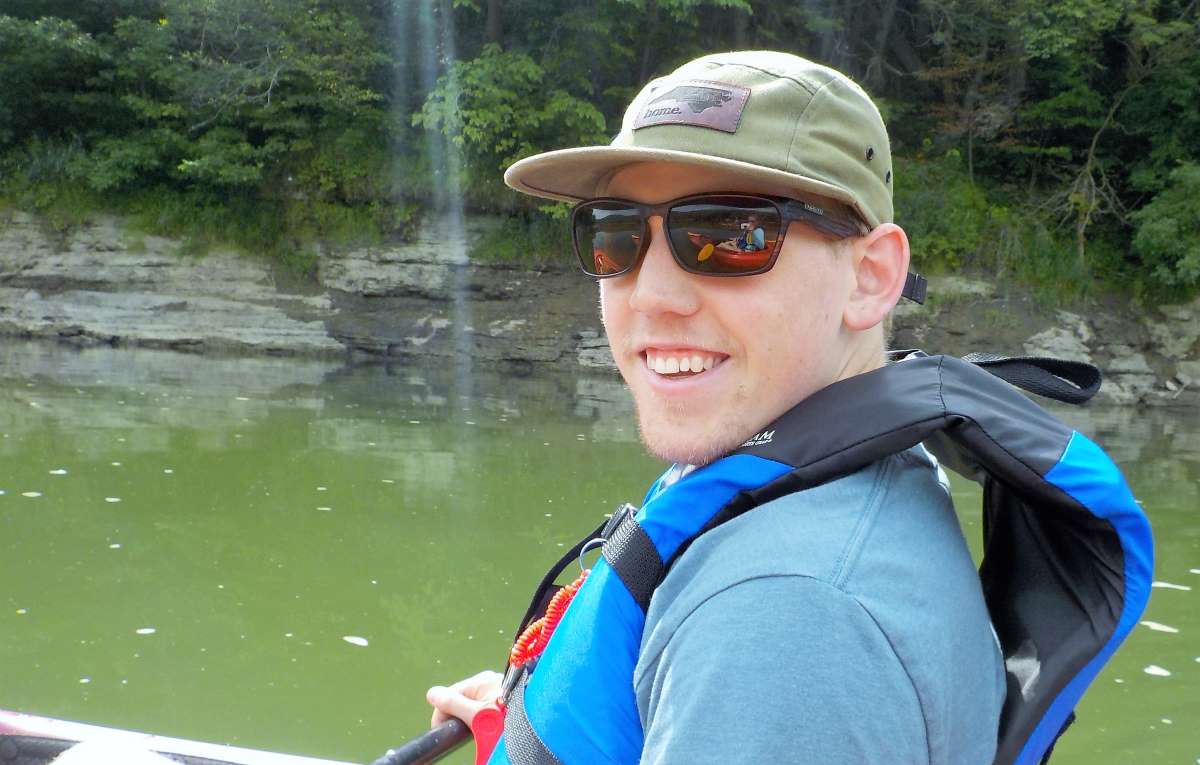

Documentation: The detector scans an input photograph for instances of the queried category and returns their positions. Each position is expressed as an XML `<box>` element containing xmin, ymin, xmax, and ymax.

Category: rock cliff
<box><xmin>1</xmin><ymin>210</ymin><xmax>1196</xmax><ymax>407</ymax></box>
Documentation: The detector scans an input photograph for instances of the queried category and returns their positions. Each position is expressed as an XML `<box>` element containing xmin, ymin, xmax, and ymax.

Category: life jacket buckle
<box><xmin>602</xmin><ymin>503</ymin><xmax>637</xmax><ymax>539</ymax></box>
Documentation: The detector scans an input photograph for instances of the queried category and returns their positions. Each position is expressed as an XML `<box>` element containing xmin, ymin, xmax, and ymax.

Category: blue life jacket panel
<box><xmin>493</xmin><ymin>354</ymin><xmax>1154</xmax><ymax>765</ymax></box>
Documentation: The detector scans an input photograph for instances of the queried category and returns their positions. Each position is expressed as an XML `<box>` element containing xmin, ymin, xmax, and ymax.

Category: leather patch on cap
<box><xmin>633</xmin><ymin>79</ymin><xmax>750</xmax><ymax>133</ymax></box>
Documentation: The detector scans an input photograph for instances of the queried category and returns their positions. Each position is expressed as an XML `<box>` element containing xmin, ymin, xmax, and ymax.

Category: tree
<box><xmin>0</xmin><ymin>16</ymin><xmax>107</xmax><ymax>149</ymax></box>
<box><xmin>415</xmin><ymin>44</ymin><xmax>607</xmax><ymax>206</ymax></box>
<box><xmin>1132</xmin><ymin>162</ymin><xmax>1200</xmax><ymax>292</ymax></box>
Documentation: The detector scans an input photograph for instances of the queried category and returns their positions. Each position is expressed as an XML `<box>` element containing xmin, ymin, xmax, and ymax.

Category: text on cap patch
<box><xmin>633</xmin><ymin>80</ymin><xmax>750</xmax><ymax>133</ymax></box>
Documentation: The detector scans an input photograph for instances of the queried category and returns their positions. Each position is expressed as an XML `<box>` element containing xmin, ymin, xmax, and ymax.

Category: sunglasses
<box><xmin>571</xmin><ymin>193</ymin><xmax>928</xmax><ymax>302</ymax></box>
<box><xmin>571</xmin><ymin>193</ymin><xmax>865</xmax><ymax>276</ymax></box>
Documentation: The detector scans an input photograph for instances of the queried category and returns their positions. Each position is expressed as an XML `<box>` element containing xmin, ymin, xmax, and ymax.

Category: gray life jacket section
<box><xmin>512</xmin><ymin>353</ymin><xmax>1152</xmax><ymax>765</ymax></box>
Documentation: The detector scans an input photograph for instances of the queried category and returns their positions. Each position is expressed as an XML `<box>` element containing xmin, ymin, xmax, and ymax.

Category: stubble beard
<box><xmin>633</xmin><ymin>384</ymin><xmax>754</xmax><ymax>467</ymax></box>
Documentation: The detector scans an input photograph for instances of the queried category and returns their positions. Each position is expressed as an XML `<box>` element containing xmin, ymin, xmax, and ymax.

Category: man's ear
<box><xmin>843</xmin><ymin>223</ymin><xmax>910</xmax><ymax>332</ymax></box>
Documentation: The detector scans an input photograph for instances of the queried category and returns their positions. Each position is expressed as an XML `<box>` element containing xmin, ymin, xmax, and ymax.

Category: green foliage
<box><xmin>0</xmin><ymin>0</ymin><xmax>1196</xmax><ymax>301</ymax></box>
<box><xmin>79</xmin><ymin>129</ymin><xmax>186</xmax><ymax>190</ymax></box>
<box><xmin>0</xmin><ymin>15</ymin><xmax>107</xmax><ymax>147</ymax></box>
<box><xmin>3</xmin><ymin>0</ymin><xmax>163</xmax><ymax>34</ymax></box>
<box><xmin>1116</xmin><ymin>14</ymin><xmax>1200</xmax><ymax>195</ymax></box>
<box><xmin>415</xmin><ymin>44</ymin><xmax>607</xmax><ymax>205</ymax></box>
<box><xmin>0</xmin><ymin>0</ymin><xmax>400</xmax><ymax>271</ymax></box>
<box><xmin>1131</xmin><ymin>163</ymin><xmax>1200</xmax><ymax>293</ymax></box>
<box><xmin>1014</xmin><ymin>0</ymin><xmax>1131</xmax><ymax>59</ymax></box>
<box><xmin>122</xmin><ymin>188</ymin><xmax>367</xmax><ymax>276</ymax></box>
<box><xmin>176</xmin><ymin>128</ymin><xmax>268</xmax><ymax>187</ymax></box>
<box><xmin>896</xmin><ymin>148</ymin><xmax>1105</xmax><ymax>303</ymax></box>
<box><xmin>988</xmin><ymin>214</ymin><xmax>1112</xmax><ymax>305</ymax></box>
<box><xmin>617</xmin><ymin>0</ymin><xmax>751</xmax><ymax>21</ymax></box>
<box><xmin>896</xmin><ymin>150</ymin><xmax>993</xmax><ymax>272</ymax></box>
<box><xmin>469</xmin><ymin>205</ymin><xmax>574</xmax><ymax>265</ymax></box>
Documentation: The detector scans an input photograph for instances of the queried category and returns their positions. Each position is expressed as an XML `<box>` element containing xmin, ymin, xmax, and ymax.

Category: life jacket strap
<box><xmin>960</xmin><ymin>352</ymin><xmax>1101</xmax><ymax>404</ymax></box>
<box><xmin>502</xmin><ymin>669</ymin><xmax>562</xmax><ymax>765</ymax></box>
<box><xmin>511</xmin><ymin>517</ymin><xmax>609</xmax><ymax>640</ymax></box>
<box><xmin>601</xmin><ymin>514</ymin><xmax>662</xmax><ymax>611</ymax></box>
<box><xmin>884</xmin><ymin>351</ymin><xmax>1102</xmax><ymax>406</ymax></box>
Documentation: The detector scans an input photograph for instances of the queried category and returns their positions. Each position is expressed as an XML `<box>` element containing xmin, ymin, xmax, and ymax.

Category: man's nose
<box><xmin>628</xmin><ymin>216</ymin><xmax>701</xmax><ymax>316</ymax></box>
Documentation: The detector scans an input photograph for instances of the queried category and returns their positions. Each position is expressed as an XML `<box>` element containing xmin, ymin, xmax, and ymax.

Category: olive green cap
<box><xmin>505</xmin><ymin>50</ymin><xmax>893</xmax><ymax>228</ymax></box>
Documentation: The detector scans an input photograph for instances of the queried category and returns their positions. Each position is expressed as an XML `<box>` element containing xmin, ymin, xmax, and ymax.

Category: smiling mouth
<box><xmin>643</xmin><ymin>348</ymin><xmax>728</xmax><ymax>378</ymax></box>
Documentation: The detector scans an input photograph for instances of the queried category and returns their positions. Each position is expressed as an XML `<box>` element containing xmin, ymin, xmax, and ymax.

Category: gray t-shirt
<box><xmin>634</xmin><ymin>447</ymin><xmax>1006</xmax><ymax>764</ymax></box>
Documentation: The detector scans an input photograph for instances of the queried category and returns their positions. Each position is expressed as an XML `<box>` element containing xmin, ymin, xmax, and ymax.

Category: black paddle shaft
<box><xmin>368</xmin><ymin>719</ymin><xmax>471</xmax><ymax>765</ymax></box>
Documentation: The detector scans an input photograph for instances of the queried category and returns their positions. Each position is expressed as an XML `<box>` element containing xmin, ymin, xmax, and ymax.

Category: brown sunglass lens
<box><xmin>574</xmin><ymin>203</ymin><xmax>644</xmax><ymax>276</ymax></box>
<box><xmin>668</xmin><ymin>198</ymin><xmax>780</xmax><ymax>274</ymax></box>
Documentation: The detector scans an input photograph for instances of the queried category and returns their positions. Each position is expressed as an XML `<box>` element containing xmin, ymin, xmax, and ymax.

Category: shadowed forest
<box><xmin>1</xmin><ymin>0</ymin><xmax>1198</xmax><ymax>301</ymax></box>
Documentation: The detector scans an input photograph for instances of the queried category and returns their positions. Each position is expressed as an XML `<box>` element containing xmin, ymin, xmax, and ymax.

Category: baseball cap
<box><xmin>504</xmin><ymin>50</ymin><xmax>894</xmax><ymax>228</ymax></box>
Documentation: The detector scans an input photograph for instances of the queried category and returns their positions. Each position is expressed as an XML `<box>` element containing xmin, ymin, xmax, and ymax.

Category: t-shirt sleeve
<box><xmin>636</xmin><ymin>575</ymin><xmax>930</xmax><ymax>765</ymax></box>
<box><xmin>752</xmin><ymin>227</ymin><xmax>765</xmax><ymax>250</ymax></box>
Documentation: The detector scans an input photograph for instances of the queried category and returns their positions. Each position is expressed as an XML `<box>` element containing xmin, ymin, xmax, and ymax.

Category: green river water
<box><xmin>1</xmin><ymin>341</ymin><xmax>1196</xmax><ymax>764</ymax></box>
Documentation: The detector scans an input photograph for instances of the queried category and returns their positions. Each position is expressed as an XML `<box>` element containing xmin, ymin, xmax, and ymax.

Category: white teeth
<box><xmin>645</xmin><ymin>350</ymin><xmax>722</xmax><ymax>376</ymax></box>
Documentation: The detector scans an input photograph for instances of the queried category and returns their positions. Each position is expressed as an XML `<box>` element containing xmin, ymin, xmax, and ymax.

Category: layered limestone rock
<box><xmin>0</xmin><ymin>210</ymin><xmax>606</xmax><ymax>366</ymax></box>
<box><xmin>2</xmin><ymin>209</ymin><xmax>1197</xmax><ymax>407</ymax></box>
<box><xmin>0</xmin><ymin>211</ymin><xmax>341</xmax><ymax>355</ymax></box>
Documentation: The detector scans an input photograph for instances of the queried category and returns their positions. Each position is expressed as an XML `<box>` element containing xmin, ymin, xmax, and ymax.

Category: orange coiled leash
<box><xmin>509</xmin><ymin>569</ymin><xmax>590</xmax><ymax>669</ymax></box>
<box><xmin>468</xmin><ymin>568</ymin><xmax>591</xmax><ymax>765</ymax></box>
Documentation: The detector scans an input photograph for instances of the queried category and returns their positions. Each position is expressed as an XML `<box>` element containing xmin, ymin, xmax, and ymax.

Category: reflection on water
<box><xmin>0</xmin><ymin>342</ymin><xmax>648</xmax><ymax>763</ymax></box>
<box><xmin>0</xmin><ymin>342</ymin><xmax>1196</xmax><ymax>764</ymax></box>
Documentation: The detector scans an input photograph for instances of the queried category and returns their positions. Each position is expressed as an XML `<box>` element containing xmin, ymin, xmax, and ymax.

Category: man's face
<box><xmin>600</xmin><ymin>163</ymin><xmax>863</xmax><ymax>466</ymax></box>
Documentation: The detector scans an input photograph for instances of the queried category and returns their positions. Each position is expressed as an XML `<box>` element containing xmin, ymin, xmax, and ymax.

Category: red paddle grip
<box><xmin>470</xmin><ymin>705</ymin><xmax>504</xmax><ymax>765</ymax></box>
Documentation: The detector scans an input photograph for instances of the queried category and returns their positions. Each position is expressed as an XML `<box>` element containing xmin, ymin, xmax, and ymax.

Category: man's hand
<box><xmin>427</xmin><ymin>670</ymin><xmax>503</xmax><ymax>728</ymax></box>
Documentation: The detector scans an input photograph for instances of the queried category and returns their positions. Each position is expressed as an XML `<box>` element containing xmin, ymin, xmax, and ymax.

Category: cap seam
<box><xmin>700</xmin><ymin>59</ymin><xmax>824</xmax><ymax>96</ymax></box>
<box><xmin>785</xmin><ymin>78</ymin><xmax>837</xmax><ymax>188</ymax></box>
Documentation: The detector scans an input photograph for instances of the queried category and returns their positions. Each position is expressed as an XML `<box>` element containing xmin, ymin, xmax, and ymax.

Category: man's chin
<box><xmin>635</xmin><ymin>415</ymin><xmax>749</xmax><ymax>467</ymax></box>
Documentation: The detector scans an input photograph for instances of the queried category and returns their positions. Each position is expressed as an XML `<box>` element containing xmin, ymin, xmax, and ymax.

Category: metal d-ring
<box><xmin>578</xmin><ymin>537</ymin><xmax>606</xmax><ymax>572</ymax></box>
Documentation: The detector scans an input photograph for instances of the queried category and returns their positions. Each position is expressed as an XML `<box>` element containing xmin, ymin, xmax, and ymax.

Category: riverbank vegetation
<box><xmin>1</xmin><ymin>0</ymin><xmax>1197</xmax><ymax>300</ymax></box>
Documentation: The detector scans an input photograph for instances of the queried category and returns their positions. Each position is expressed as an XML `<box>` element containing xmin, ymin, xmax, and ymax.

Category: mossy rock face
<box><xmin>1176</xmin><ymin>360</ymin><xmax>1200</xmax><ymax>385</ymax></box>
<box><xmin>1145</xmin><ymin>296</ymin><xmax>1200</xmax><ymax>361</ymax></box>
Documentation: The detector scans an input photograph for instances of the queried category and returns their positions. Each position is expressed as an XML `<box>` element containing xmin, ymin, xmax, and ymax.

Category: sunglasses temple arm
<box><xmin>902</xmin><ymin>272</ymin><xmax>928</xmax><ymax>304</ymax></box>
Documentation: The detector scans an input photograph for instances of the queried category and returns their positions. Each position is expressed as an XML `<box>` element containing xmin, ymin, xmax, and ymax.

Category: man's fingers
<box><xmin>448</xmin><ymin>670</ymin><xmax>503</xmax><ymax>698</ymax></box>
<box><xmin>427</xmin><ymin>685</ymin><xmax>487</xmax><ymax>728</ymax></box>
<box><xmin>427</xmin><ymin>670</ymin><xmax>504</xmax><ymax>728</ymax></box>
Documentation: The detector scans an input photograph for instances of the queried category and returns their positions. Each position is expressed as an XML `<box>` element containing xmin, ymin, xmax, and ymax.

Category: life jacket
<box><xmin>488</xmin><ymin>353</ymin><xmax>1154</xmax><ymax>765</ymax></box>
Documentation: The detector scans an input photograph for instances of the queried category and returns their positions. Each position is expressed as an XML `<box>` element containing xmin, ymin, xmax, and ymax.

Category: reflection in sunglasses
<box><xmin>574</xmin><ymin>194</ymin><xmax>851</xmax><ymax>278</ymax></box>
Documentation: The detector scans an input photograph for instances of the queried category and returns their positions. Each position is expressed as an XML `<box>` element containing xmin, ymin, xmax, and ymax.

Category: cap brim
<box><xmin>504</xmin><ymin>146</ymin><xmax>874</xmax><ymax>226</ymax></box>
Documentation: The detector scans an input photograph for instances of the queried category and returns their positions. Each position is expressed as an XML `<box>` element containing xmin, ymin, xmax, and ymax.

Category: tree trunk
<box><xmin>962</xmin><ymin>36</ymin><xmax>989</xmax><ymax>185</ymax></box>
<box><xmin>486</xmin><ymin>0</ymin><xmax>502</xmax><ymax>46</ymax></box>
<box><xmin>819</xmin><ymin>0</ymin><xmax>845</xmax><ymax>68</ymax></box>
<box><xmin>865</xmin><ymin>0</ymin><xmax>898</xmax><ymax>90</ymax></box>
<box><xmin>1004</xmin><ymin>26</ymin><xmax>1026</xmax><ymax>106</ymax></box>
<box><xmin>639</xmin><ymin>0</ymin><xmax>660</xmax><ymax>82</ymax></box>
<box><xmin>887</xmin><ymin>28</ymin><xmax>925</xmax><ymax>78</ymax></box>
<box><xmin>733</xmin><ymin>5</ymin><xmax>749</xmax><ymax>49</ymax></box>
<box><xmin>967</xmin><ymin>128</ymin><xmax>975</xmax><ymax>185</ymax></box>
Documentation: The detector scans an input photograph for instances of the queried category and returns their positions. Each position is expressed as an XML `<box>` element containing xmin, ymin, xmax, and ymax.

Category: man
<box><xmin>734</xmin><ymin>214</ymin><xmax>765</xmax><ymax>251</ymax></box>
<box><xmin>427</xmin><ymin>51</ymin><xmax>1006</xmax><ymax>764</ymax></box>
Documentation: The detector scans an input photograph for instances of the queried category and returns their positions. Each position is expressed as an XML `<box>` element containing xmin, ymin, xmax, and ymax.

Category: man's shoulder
<box><xmin>651</xmin><ymin>446</ymin><xmax>958</xmax><ymax>602</ymax></box>
<box><xmin>642</xmin><ymin>446</ymin><xmax>990</xmax><ymax>643</ymax></box>
<box><xmin>635</xmin><ymin>446</ymin><xmax>1006</xmax><ymax>765</ymax></box>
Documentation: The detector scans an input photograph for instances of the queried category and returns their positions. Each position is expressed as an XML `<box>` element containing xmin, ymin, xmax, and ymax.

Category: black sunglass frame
<box><xmin>570</xmin><ymin>192</ymin><xmax>868</xmax><ymax>280</ymax></box>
